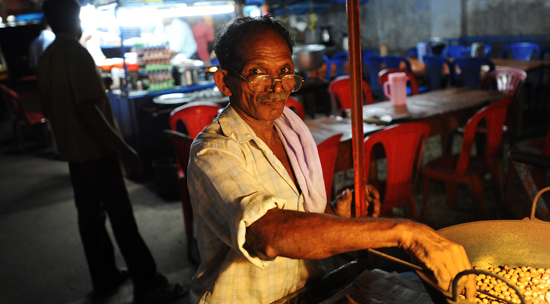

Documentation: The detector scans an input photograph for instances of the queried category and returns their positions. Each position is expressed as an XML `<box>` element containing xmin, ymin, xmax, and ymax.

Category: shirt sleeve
<box><xmin>188</xmin><ymin>137</ymin><xmax>288</xmax><ymax>269</ymax></box>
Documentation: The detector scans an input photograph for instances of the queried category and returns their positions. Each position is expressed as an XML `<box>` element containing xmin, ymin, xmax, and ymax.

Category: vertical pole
<box><xmin>346</xmin><ymin>0</ymin><xmax>366</xmax><ymax>217</ymax></box>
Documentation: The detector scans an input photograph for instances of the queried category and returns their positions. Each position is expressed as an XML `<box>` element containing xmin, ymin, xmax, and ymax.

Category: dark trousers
<box><xmin>68</xmin><ymin>151</ymin><xmax>166</xmax><ymax>294</ymax></box>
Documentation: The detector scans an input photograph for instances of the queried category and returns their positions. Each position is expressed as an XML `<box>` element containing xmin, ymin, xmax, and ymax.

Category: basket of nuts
<box><xmin>426</xmin><ymin>187</ymin><xmax>550</xmax><ymax>304</ymax></box>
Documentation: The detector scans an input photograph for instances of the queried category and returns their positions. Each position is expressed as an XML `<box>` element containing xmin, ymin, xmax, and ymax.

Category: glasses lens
<box><xmin>252</xmin><ymin>75</ymin><xmax>273</xmax><ymax>93</ymax></box>
<box><xmin>282</xmin><ymin>75</ymin><xmax>302</xmax><ymax>92</ymax></box>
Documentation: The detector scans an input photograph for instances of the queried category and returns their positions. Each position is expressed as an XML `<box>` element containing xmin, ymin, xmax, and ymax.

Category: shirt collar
<box><xmin>218</xmin><ymin>104</ymin><xmax>257</xmax><ymax>143</ymax></box>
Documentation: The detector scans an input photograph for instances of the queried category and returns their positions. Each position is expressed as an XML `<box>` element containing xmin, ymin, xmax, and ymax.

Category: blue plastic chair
<box><xmin>423</xmin><ymin>54</ymin><xmax>454</xmax><ymax>91</ymax></box>
<box><xmin>406</xmin><ymin>47</ymin><xmax>418</xmax><ymax>58</ymax></box>
<box><xmin>325</xmin><ymin>56</ymin><xmax>348</xmax><ymax>81</ymax></box>
<box><xmin>363</xmin><ymin>56</ymin><xmax>384</xmax><ymax>98</ymax></box>
<box><xmin>441</xmin><ymin>44</ymin><xmax>469</xmax><ymax>58</ymax></box>
<box><xmin>464</xmin><ymin>44</ymin><xmax>492</xmax><ymax>57</ymax></box>
<box><xmin>362</xmin><ymin>49</ymin><xmax>380</xmax><ymax>59</ymax></box>
<box><xmin>382</xmin><ymin>55</ymin><xmax>412</xmax><ymax>73</ymax></box>
<box><xmin>502</xmin><ymin>42</ymin><xmax>540</xmax><ymax>60</ymax></box>
<box><xmin>452</xmin><ymin>57</ymin><xmax>496</xmax><ymax>90</ymax></box>
<box><xmin>331</xmin><ymin>51</ymin><xmax>349</xmax><ymax>60</ymax></box>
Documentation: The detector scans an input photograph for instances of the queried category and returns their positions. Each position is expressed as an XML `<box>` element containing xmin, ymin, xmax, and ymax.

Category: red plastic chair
<box><xmin>480</xmin><ymin>67</ymin><xmax>527</xmax><ymax>141</ymax></box>
<box><xmin>285</xmin><ymin>96</ymin><xmax>305</xmax><ymax>120</ymax></box>
<box><xmin>317</xmin><ymin>133</ymin><xmax>342</xmax><ymax>200</ymax></box>
<box><xmin>328</xmin><ymin>75</ymin><xmax>374</xmax><ymax>117</ymax></box>
<box><xmin>167</xmin><ymin>102</ymin><xmax>222</xmax><ymax>261</ymax></box>
<box><xmin>377</xmin><ymin>68</ymin><xmax>421</xmax><ymax>100</ymax></box>
<box><xmin>361</xmin><ymin>122</ymin><xmax>431</xmax><ymax>219</ymax></box>
<box><xmin>453</xmin><ymin>67</ymin><xmax>527</xmax><ymax>155</ymax></box>
<box><xmin>422</xmin><ymin>96</ymin><xmax>513</xmax><ymax>220</ymax></box>
<box><xmin>0</xmin><ymin>84</ymin><xmax>48</xmax><ymax>153</ymax></box>
<box><xmin>164</xmin><ymin>130</ymin><xmax>195</xmax><ymax>259</ymax></box>
<box><xmin>169</xmin><ymin>102</ymin><xmax>223</xmax><ymax>138</ymax></box>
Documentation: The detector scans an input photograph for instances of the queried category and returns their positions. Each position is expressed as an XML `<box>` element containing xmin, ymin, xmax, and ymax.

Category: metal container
<box><xmin>173</xmin><ymin>65</ymin><xmax>200</xmax><ymax>87</ymax></box>
<box><xmin>292</xmin><ymin>44</ymin><xmax>326</xmax><ymax>72</ymax></box>
<box><xmin>418</xmin><ymin>187</ymin><xmax>550</xmax><ymax>304</ymax></box>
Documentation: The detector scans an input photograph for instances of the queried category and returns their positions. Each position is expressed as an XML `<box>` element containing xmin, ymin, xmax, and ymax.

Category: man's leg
<box><xmin>68</xmin><ymin>157</ymin><xmax>125</xmax><ymax>294</ymax></box>
<box><xmin>92</xmin><ymin>152</ymin><xmax>167</xmax><ymax>293</ymax></box>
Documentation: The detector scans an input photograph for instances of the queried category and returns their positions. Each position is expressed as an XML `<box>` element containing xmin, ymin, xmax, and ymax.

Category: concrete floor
<box><xmin>0</xmin><ymin>109</ymin><xmax>542</xmax><ymax>304</ymax></box>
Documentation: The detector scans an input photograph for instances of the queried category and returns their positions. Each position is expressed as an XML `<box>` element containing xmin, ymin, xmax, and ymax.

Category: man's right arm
<box><xmin>68</xmin><ymin>47</ymin><xmax>142</xmax><ymax>173</ymax></box>
<box><xmin>246</xmin><ymin>205</ymin><xmax>476</xmax><ymax>300</ymax></box>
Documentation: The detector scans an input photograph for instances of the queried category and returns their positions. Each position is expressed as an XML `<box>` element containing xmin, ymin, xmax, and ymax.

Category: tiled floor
<box><xmin>0</xmin><ymin>107</ymin><xmax>546</xmax><ymax>304</ymax></box>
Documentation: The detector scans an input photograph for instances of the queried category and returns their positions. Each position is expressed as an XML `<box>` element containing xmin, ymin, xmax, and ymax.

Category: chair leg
<box><xmin>504</xmin><ymin>163</ymin><xmax>515</xmax><ymax>218</ymax></box>
<box><xmin>490</xmin><ymin>165</ymin><xmax>504</xmax><ymax>217</ymax></box>
<box><xmin>470</xmin><ymin>176</ymin><xmax>485</xmax><ymax>220</ymax></box>
<box><xmin>408</xmin><ymin>195</ymin><xmax>417</xmax><ymax>220</ymax></box>
<box><xmin>422</xmin><ymin>175</ymin><xmax>430</xmax><ymax>221</ymax></box>
<box><xmin>445</xmin><ymin>181</ymin><xmax>458</xmax><ymax>208</ymax></box>
<box><xmin>179</xmin><ymin>178</ymin><xmax>194</xmax><ymax>261</ymax></box>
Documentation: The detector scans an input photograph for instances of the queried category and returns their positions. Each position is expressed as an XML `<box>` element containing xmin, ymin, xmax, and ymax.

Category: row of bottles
<box><xmin>141</xmin><ymin>64</ymin><xmax>174</xmax><ymax>92</ymax></box>
<box><xmin>131</xmin><ymin>40</ymin><xmax>174</xmax><ymax>91</ymax></box>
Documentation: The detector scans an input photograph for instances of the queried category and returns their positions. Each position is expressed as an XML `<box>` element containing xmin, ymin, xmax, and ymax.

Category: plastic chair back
<box><xmin>378</xmin><ymin>68</ymin><xmax>420</xmax><ymax>98</ymax></box>
<box><xmin>452</xmin><ymin>57</ymin><xmax>495</xmax><ymax>89</ymax></box>
<box><xmin>328</xmin><ymin>75</ymin><xmax>374</xmax><ymax>116</ymax></box>
<box><xmin>169</xmin><ymin>102</ymin><xmax>223</xmax><ymax>138</ymax></box>
<box><xmin>164</xmin><ymin>129</ymin><xmax>195</xmax><ymax>258</ymax></box>
<box><xmin>332</xmin><ymin>51</ymin><xmax>349</xmax><ymax>60</ymax></box>
<box><xmin>382</xmin><ymin>55</ymin><xmax>412</xmax><ymax>72</ymax></box>
<box><xmin>0</xmin><ymin>84</ymin><xmax>48</xmax><ymax>152</ymax></box>
<box><xmin>0</xmin><ymin>84</ymin><xmax>44</xmax><ymax>126</ymax></box>
<box><xmin>481</xmin><ymin>67</ymin><xmax>527</xmax><ymax>99</ymax></box>
<box><xmin>455</xmin><ymin>96</ymin><xmax>513</xmax><ymax>175</ymax></box>
<box><xmin>361</xmin><ymin>122</ymin><xmax>431</xmax><ymax>219</ymax></box>
<box><xmin>317</xmin><ymin>133</ymin><xmax>343</xmax><ymax>200</ymax></box>
<box><xmin>480</xmin><ymin>67</ymin><xmax>527</xmax><ymax>142</ymax></box>
<box><xmin>363</xmin><ymin>56</ymin><xmax>384</xmax><ymax>96</ymax></box>
<box><xmin>285</xmin><ymin>96</ymin><xmax>305</xmax><ymax>120</ymax></box>
<box><xmin>441</xmin><ymin>44</ymin><xmax>468</xmax><ymax>58</ymax></box>
<box><xmin>406</xmin><ymin>47</ymin><xmax>418</xmax><ymax>58</ymax></box>
<box><xmin>503</xmin><ymin>42</ymin><xmax>540</xmax><ymax>60</ymax></box>
<box><xmin>362</xmin><ymin>49</ymin><xmax>380</xmax><ymax>59</ymax></box>
<box><xmin>423</xmin><ymin>54</ymin><xmax>454</xmax><ymax>91</ymax></box>
<box><xmin>464</xmin><ymin>44</ymin><xmax>492</xmax><ymax>57</ymax></box>
<box><xmin>325</xmin><ymin>57</ymin><xmax>348</xmax><ymax>81</ymax></box>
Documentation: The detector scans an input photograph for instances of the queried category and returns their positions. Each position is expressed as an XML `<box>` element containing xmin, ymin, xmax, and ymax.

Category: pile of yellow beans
<box><xmin>458</xmin><ymin>266</ymin><xmax>550</xmax><ymax>304</ymax></box>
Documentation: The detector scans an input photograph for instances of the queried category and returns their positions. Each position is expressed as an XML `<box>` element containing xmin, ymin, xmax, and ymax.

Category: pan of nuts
<box><xmin>421</xmin><ymin>187</ymin><xmax>550</xmax><ymax>304</ymax></box>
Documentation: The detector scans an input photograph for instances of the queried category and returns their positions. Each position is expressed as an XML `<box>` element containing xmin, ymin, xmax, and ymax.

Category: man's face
<box><xmin>228</xmin><ymin>29</ymin><xmax>294</xmax><ymax>124</ymax></box>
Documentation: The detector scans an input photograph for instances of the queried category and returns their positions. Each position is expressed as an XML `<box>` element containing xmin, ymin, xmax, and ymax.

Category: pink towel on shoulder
<box><xmin>274</xmin><ymin>107</ymin><xmax>327</xmax><ymax>213</ymax></box>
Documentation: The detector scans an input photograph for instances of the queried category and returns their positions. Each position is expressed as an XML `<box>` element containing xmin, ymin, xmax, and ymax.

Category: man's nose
<box><xmin>272</xmin><ymin>79</ymin><xmax>284</xmax><ymax>93</ymax></box>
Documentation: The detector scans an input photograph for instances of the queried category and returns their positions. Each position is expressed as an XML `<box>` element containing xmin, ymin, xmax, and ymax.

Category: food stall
<box><xmin>84</xmin><ymin>1</ymin><xmax>237</xmax><ymax>162</ymax></box>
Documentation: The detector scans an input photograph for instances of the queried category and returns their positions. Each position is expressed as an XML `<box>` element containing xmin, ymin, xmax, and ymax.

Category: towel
<box><xmin>274</xmin><ymin>107</ymin><xmax>327</xmax><ymax>213</ymax></box>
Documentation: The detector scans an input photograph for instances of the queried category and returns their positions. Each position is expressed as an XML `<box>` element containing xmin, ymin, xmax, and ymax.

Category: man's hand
<box><xmin>400</xmin><ymin>222</ymin><xmax>476</xmax><ymax>301</ymax></box>
<box><xmin>330</xmin><ymin>185</ymin><xmax>381</xmax><ymax>218</ymax></box>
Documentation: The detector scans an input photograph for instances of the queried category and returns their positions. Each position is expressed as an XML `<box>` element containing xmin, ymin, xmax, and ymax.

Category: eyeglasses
<box><xmin>232</xmin><ymin>71</ymin><xmax>304</xmax><ymax>93</ymax></box>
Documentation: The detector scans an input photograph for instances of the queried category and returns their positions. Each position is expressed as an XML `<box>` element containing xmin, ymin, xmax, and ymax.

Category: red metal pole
<box><xmin>346</xmin><ymin>0</ymin><xmax>366</xmax><ymax>217</ymax></box>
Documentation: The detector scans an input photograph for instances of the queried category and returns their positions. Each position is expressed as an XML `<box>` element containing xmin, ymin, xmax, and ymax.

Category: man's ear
<box><xmin>214</xmin><ymin>69</ymin><xmax>232</xmax><ymax>97</ymax></box>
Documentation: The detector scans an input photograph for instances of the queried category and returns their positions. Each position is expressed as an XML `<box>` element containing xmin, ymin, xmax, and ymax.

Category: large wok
<box><xmin>416</xmin><ymin>186</ymin><xmax>550</xmax><ymax>304</ymax></box>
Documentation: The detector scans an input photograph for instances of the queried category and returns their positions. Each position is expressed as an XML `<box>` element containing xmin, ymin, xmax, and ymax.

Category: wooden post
<box><xmin>346</xmin><ymin>0</ymin><xmax>366</xmax><ymax>217</ymax></box>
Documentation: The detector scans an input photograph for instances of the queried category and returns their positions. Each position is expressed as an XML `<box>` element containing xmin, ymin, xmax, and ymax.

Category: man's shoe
<box><xmin>93</xmin><ymin>269</ymin><xmax>130</xmax><ymax>299</ymax></box>
<box><xmin>134</xmin><ymin>282</ymin><xmax>187</xmax><ymax>304</ymax></box>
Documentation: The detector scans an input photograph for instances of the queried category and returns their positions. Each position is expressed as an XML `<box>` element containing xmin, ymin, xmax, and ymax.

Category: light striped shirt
<box><xmin>188</xmin><ymin>105</ymin><xmax>325</xmax><ymax>304</ymax></box>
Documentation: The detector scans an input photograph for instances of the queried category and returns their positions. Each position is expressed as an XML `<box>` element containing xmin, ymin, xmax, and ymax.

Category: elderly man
<box><xmin>187</xmin><ymin>16</ymin><xmax>475</xmax><ymax>304</ymax></box>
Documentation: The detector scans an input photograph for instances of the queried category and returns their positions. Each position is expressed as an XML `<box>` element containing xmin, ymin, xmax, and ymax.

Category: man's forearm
<box><xmin>246</xmin><ymin>208</ymin><xmax>410</xmax><ymax>260</ymax></box>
